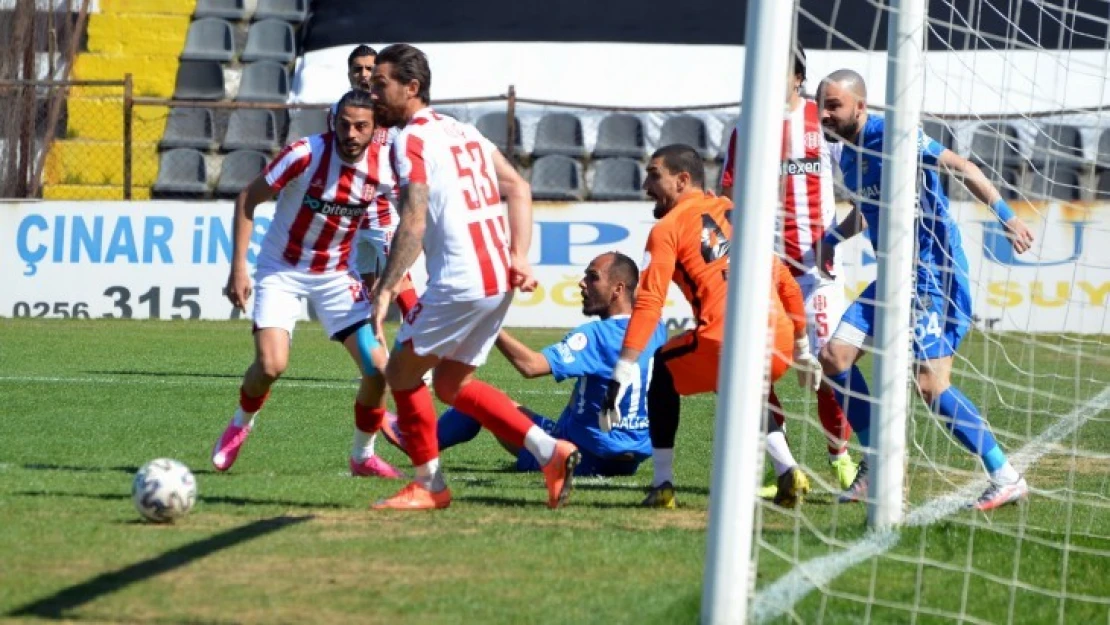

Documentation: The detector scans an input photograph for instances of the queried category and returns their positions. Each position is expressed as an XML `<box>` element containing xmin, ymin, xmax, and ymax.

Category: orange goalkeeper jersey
<box><xmin>624</xmin><ymin>190</ymin><xmax>806</xmax><ymax>352</ymax></box>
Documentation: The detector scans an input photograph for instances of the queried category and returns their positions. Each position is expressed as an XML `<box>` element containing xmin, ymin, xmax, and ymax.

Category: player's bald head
<box><xmin>821</xmin><ymin>69</ymin><xmax>868</xmax><ymax>101</ymax></box>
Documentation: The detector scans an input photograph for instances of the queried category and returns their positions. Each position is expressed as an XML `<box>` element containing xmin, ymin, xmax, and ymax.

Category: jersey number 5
<box><xmin>451</xmin><ymin>141</ymin><xmax>500</xmax><ymax>209</ymax></box>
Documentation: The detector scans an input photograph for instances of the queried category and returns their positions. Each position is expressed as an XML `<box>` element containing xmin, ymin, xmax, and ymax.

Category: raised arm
<box><xmin>937</xmin><ymin>149</ymin><xmax>1034</xmax><ymax>254</ymax></box>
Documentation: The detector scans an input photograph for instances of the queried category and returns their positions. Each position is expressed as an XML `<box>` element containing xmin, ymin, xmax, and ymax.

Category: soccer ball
<box><xmin>131</xmin><ymin>458</ymin><xmax>197</xmax><ymax>523</ymax></box>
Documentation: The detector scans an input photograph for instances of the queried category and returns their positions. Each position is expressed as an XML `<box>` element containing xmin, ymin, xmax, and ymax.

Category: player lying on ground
<box><xmin>367</xmin><ymin>44</ymin><xmax>580</xmax><ymax>511</ymax></box>
<box><xmin>721</xmin><ymin>40</ymin><xmax>857</xmax><ymax>497</ymax></box>
<box><xmin>602</xmin><ymin>144</ymin><xmax>822</xmax><ymax>509</ymax></box>
<box><xmin>213</xmin><ymin>90</ymin><xmax>405</xmax><ymax>479</ymax></box>
<box><xmin>815</xmin><ymin>69</ymin><xmax>1036</xmax><ymax>511</ymax></box>
<box><xmin>381</xmin><ymin>252</ymin><xmax>667</xmax><ymax>477</ymax></box>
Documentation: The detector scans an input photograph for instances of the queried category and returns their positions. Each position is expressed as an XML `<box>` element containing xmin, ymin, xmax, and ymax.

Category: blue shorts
<box><xmin>514</xmin><ymin>414</ymin><xmax>647</xmax><ymax>477</ymax></box>
<box><xmin>836</xmin><ymin>281</ymin><xmax>971</xmax><ymax>360</ymax></box>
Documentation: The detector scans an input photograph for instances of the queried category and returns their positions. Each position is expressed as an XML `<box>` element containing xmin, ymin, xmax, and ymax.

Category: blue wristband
<box><xmin>822</xmin><ymin>230</ymin><xmax>842</xmax><ymax>249</ymax></box>
<box><xmin>990</xmin><ymin>199</ymin><xmax>1015</xmax><ymax>222</ymax></box>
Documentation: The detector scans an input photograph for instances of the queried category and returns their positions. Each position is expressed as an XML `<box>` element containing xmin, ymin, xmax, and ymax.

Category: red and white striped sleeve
<box><xmin>263</xmin><ymin>137</ymin><xmax>314</xmax><ymax>192</ymax></box>
<box><xmin>392</xmin><ymin>127</ymin><xmax>429</xmax><ymax>186</ymax></box>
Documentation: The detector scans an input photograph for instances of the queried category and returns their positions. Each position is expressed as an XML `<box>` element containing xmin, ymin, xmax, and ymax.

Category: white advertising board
<box><xmin>1</xmin><ymin>201</ymin><xmax>1107</xmax><ymax>333</ymax></box>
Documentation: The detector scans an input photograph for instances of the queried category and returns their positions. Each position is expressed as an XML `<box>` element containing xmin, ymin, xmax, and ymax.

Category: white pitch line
<box><xmin>0</xmin><ymin>374</ymin><xmax>563</xmax><ymax>395</ymax></box>
<box><xmin>750</xmin><ymin>385</ymin><xmax>1110</xmax><ymax>624</ymax></box>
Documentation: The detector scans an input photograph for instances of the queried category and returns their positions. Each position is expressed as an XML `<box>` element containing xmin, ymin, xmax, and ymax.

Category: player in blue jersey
<box><xmin>815</xmin><ymin>69</ymin><xmax>1036</xmax><ymax>511</ymax></box>
<box><xmin>382</xmin><ymin>252</ymin><xmax>667</xmax><ymax>477</ymax></box>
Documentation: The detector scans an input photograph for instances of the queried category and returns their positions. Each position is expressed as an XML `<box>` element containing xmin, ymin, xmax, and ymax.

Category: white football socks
<box><xmin>523</xmin><ymin>426</ymin><xmax>557</xmax><ymax>466</ymax></box>
<box><xmin>231</xmin><ymin>407</ymin><xmax>257</xmax><ymax>428</ymax></box>
<box><xmin>990</xmin><ymin>461</ymin><xmax>1020</xmax><ymax>485</ymax></box>
<box><xmin>765</xmin><ymin>431</ymin><xmax>797</xmax><ymax>476</ymax></box>
<box><xmin>415</xmin><ymin>458</ymin><xmax>447</xmax><ymax>492</ymax></box>
<box><xmin>652</xmin><ymin>448</ymin><xmax>675</xmax><ymax>487</ymax></box>
<box><xmin>351</xmin><ymin>429</ymin><xmax>375</xmax><ymax>462</ymax></box>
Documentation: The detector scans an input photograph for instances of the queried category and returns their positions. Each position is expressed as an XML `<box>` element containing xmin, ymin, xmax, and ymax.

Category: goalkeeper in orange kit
<box><xmin>600</xmin><ymin>144</ymin><xmax>821</xmax><ymax>509</ymax></box>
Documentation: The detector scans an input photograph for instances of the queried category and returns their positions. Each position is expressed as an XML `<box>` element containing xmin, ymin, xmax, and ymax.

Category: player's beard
<box><xmin>373</xmin><ymin>104</ymin><xmax>401</xmax><ymax>128</ymax></box>
<box><xmin>581</xmin><ymin>292</ymin><xmax>606</xmax><ymax>317</ymax></box>
<box><xmin>824</xmin><ymin>115</ymin><xmax>859</xmax><ymax>143</ymax></box>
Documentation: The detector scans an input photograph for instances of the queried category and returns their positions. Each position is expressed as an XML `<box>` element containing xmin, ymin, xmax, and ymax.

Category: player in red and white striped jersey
<box><xmin>366</xmin><ymin>44</ymin><xmax>581</xmax><ymax>511</ymax></box>
<box><xmin>212</xmin><ymin>89</ymin><xmax>403</xmax><ymax>480</ymax></box>
<box><xmin>720</xmin><ymin>43</ymin><xmax>858</xmax><ymax>493</ymax></box>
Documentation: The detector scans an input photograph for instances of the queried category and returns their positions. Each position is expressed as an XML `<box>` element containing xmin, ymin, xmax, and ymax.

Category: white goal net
<box><xmin>735</xmin><ymin>1</ymin><xmax>1110</xmax><ymax>623</ymax></box>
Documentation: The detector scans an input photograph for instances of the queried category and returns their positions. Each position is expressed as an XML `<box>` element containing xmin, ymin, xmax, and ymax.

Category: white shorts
<box><xmin>397</xmin><ymin>292</ymin><xmax>513</xmax><ymax>366</ymax></box>
<box><xmin>354</xmin><ymin>227</ymin><xmax>391</xmax><ymax>277</ymax></box>
<box><xmin>797</xmin><ymin>273</ymin><xmax>846</xmax><ymax>352</ymax></box>
<box><xmin>252</xmin><ymin>262</ymin><xmax>370</xmax><ymax>339</ymax></box>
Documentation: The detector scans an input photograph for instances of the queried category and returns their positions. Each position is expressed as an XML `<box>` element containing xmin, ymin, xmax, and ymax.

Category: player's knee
<box><xmin>914</xmin><ymin>374</ymin><xmax>944</xmax><ymax>406</ymax></box>
<box><xmin>256</xmin><ymin>354</ymin><xmax>287</xmax><ymax>381</ymax></box>
<box><xmin>818</xmin><ymin>343</ymin><xmax>846</xmax><ymax>376</ymax></box>
<box><xmin>432</xmin><ymin>376</ymin><xmax>460</xmax><ymax>405</ymax></box>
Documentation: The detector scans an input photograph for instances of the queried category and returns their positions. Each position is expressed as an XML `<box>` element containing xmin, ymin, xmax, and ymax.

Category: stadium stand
<box><xmin>173</xmin><ymin>60</ymin><xmax>226</xmax><ymax>100</ymax></box>
<box><xmin>242</xmin><ymin>19</ymin><xmax>295</xmax><ymax>64</ymax></box>
<box><xmin>592</xmin><ymin>114</ymin><xmax>645</xmax><ymax>159</ymax></box>
<box><xmin>533</xmin><ymin>113</ymin><xmax>586</xmax><ymax>159</ymax></box>
<box><xmin>286</xmin><ymin>108</ymin><xmax>328</xmax><ymax>143</ymax></box>
<box><xmin>589</xmin><ymin>157</ymin><xmax>646</xmax><ymax>201</ymax></box>
<box><xmin>181</xmin><ymin>18</ymin><xmax>235</xmax><ymax>63</ymax></box>
<box><xmin>254</xmin><ymin>0</ymin><xmax>307</xmax><ymax>24</ymax></box>
<box><xmin>1030</xmin><ymin>124</ymin><xmax>1085</xmax><ymax>167</ymax></box>
<box><xmin>531</xmin><ymin>154</ymin><xmax>586</xmax><ymax>201</ymax></box>
<box><xmin>222</xmin><ymin>109</ymin><xmax>281</xmax><ymax>153</ymax></box>
<box><xmin>476</xmin><ymin>112</ymin><xmax>522</xmax><ymax>155</ymax></box>
<box><xmin>659</xmin><ymin>114</ymin><xmax>711</xmax><ymax>159</ymax></box>
<box><xmin>969</xmin><ymin>122</ymin><xmax>1025</xmax><ymax>169</ymax></box>
<box><xmin>152</xmin><ymin>147</ymin><xmax>208</xmax><ymax>198</ymax></box>
<box><xmin>236</xmin><ymin>61</ymin><xmax>290</xmax><ymax>102</ymax></box>
<box><xmin>160</xmin><ymin>107</ymin><xmax>217</xmax><ymax>151</ymax></box>
<box><xmin>195</xmin><ymin>0</ymin><xmax>247</xmax><ymax>21</ymax></box>
<box><xmin>215</xmin><ymin>149</ymin><xmax>269</xmax><ymax>197</ymax></box>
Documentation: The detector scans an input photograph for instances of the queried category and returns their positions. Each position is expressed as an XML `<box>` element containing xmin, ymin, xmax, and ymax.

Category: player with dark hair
<box><xmin>603</xmin><ymin>143</ymin><xmax>819</xmax><ymax>509</ymax></box>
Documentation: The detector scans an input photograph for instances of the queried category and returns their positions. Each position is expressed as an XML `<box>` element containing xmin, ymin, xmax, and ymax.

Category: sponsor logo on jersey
<box><xmin>301</xmin><ymin>195</ymin><xmax>368</xmax><ymax>218</ymax></box>
<box><xmin>804</xmin><ymin>131</ymin><xmax>821</xmax><ymax>150</ymax></box>
<box><xmin>780</xmin><ymin>157</ymin><xmax>822</xmax><ymax>176</ymax></box>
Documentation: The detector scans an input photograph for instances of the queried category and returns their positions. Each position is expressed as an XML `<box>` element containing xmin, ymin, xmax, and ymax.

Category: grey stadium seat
<box><xmin>160</xmin><ymin>107</ymin><xmax>216</xmax><ymax>151</ymax></box>
<box><xmin>1029</xmin><ymin>164</ymin><xmax>1081</xmax><ymax>201</ymax></box>
<box><xmin>241</xmin><ymin>19</ymin><xmax>295</xmax><ymax>64</ymax></box>
<box><xmin>194</xmin><ymin>0</ymin><xmax>247</xmax><ymax>20</ymax></box>
<box><xmin>532</xmin><ymin>112</ymin><xmax>585</xmax><ymax>158</ymax></box>
<box><xmin>216</xmin><ymin>150</ymin><xmax>269</xmax><ymax>197</ymax></box>
<box><xmin>181</xmin><ymin>18</ymin><xmax>234</xmax><ymax>63</ymax></box>
<box><xmin>173</xmin><ymin>60</ymin><xmax>226</xmax><ymax>101</ymax></box>
<box><xmin>152</xmin><ymin>148</ymin><xmax>208</xmax><ymax>197</ymax></box>
<box><xmin>236</xmin><ymin>61</ymin><xmax>289</xmax><ymax>103</ymax></box>
<box><xmin>223</xmin><ymin>109</ymin><xmax>280</xmax><ymax>152</ymax></box>
<box><xmin>969</xmin><ymin>122</ymin><xmax>1023</xmax><ymax>168</ymax></box>
<box><xmin>921</xmin><ymin>118</ymin><xmax>955</xmax><ymax>150</ymax></box>
<box><xmin>254</xmin><ymin>0</ymin><xmax>308</xmax><ymax>23</ymax></box>
<box><xmin>475</xmin><ymin>112</ymin><xmax>521</xmax><ymax>153</ymax></box>
<box><xmin>1097</xmin><ymin>170</ymin><xmax>1110</xmax><ymax>199</ymax></box>
<box><xmin>530</xmin><ymin>155</ymin><xmax>585</xmax><ymax>201</ymax></box>
<box><xmin>994</xmin><ymin>166</ymin><xmax>1022</xmax><ymax>201</ymax></box>
<box><xmin>1031</xmin><ymin>124</ymin><xmax>1084</xmax><ymax>167</ymax></box>
<box><xmin>285</xmin><ymin>107</ymin><xmax>328</xmax><ymax>142</ymax></box>
<box><xmin>1098</xmin><ymin>129</ymin><xmax>1110</xmax><ymax>169</ymax></box>
<box><xmin>659</xmin><ymin>115</ymin><xmax>711</xmax><ymax>159</ymax></box>
<box><xmin>593</xmin><ymin>113</ymin><xmax>645</xmax><ymax>159</ymax></box>
<box><xmin>589</xmin><ymin>157</ymin><xmax>645</xmax><ymax>201</ymax></box>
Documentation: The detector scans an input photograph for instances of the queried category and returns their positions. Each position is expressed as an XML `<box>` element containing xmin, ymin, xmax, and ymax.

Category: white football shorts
<box><xmin>396</xmin><ymin>292</ymin><xmax>513</xmax><ymax>366</ymax></box>
<box><xmin>252</xmin><ymin>260</ymin><xmax>371</xmax><ymax>339</ymax></box>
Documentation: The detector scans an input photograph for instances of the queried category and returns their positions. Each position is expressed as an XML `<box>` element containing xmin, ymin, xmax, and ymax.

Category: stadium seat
<box><xmin>589</xmin><ymin>157</ymin><xmax>645</xmax><ymax>201</ymax></box>
<box><xmin>160</xmin><ymin>107</ymin><xmax>217</xmax><ymax>151</ymax></box>
<box><xmin>241</xmin><ymin>19</ymin><xmax>295</xmax><ymax>64</ymax></box>
<box><xmin>475</xmin><ymin>112</ymin><xmax>521</xmax><ymax>154</ymax></box>
<box><xmin>969</xmin><ymin>122</ymin><xmax>1023</xmax><ymax>168</ymax></box>
<box><xmin>236</xmin><ymin>61</ymin><xmax>289</xmax><ymax>103</ymax></box>
<box><xmin>173</xmin><ymin>60</ymin><xmax>226</xmax><ymax>101</ymax></box>
<box><xmin>194</xmin><ymin>0</ymin><xmax>247</xmax><ymax>20</ymax></box>
<box><xmin>530</xmin><ymin>155</ymin><xmax>585</xmax><ymax>201</ymax></box>
<box><xmin>152</xmin><ymin>148</ymin><xmax>208</xmax><ymax>197</ymax></box>
<box><xmin>216</xmin><ymin>150</ymin><xmax>269</xmax><ymax>197</ymax></box>
<box><xmin>532</xmin><ymin>112</ymin><xmax>585</xmax><ymax>158</ymax></box>
<box><xmin>1096</xmin><ymin>170</ymin><xmax>1110</xmax><ymax>199</ymax></box>
<box><xmin>659</xmin><ymin>115</ymin><xmax>711</xmax><ymax>159</ymax></box>
<box><xmin>253</xmin><ymin>0</ymin><xmax>308</xmax><ymax>23</ymax></box>
<box><xmin>1098</xmin><ymin>129</ymin><xmax>1110</xmax><ymax>170</ymax></box>
<box><xmin>181</xmin><ymin>18</ymin><xmax>235</xmax><ymax>63</ymax></box>
<box><xmin>1030</xmin><ymin>124</ymin><xmax>1084</xmax><ymax>167</ymax></box>
<box><xmin>994</xmin><ymin>166</ymin><xmax>1022</xmax><ymax>201</ymax></box>
<box><xmin>921</xmin><ymin>117</ymin><xmax>956</xmax><ymax>150</ymax></box>
<box><xmin>1029</xmin><ymin>164</ymin><xmax>1082</xmax><ymax>201</ymax></box>
<box><xmin>593</xmin><ymin>113</ymin><xmax>645</xmax><ymax>159</ymax></box>
<box><xmin>285</xmin><ymin>107</ymin><xmax>328</xmax><ymax>142</ymax></box>
<box><xmin>223</xmin><ymin>109</ymin><xmax>280</xmax><ymax>152</ymax></box>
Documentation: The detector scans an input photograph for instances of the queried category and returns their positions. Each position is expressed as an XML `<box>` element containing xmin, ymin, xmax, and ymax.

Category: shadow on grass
<box><xmin>13</xmin><ymin>490</ymin><xmax>347</xmax><ymax>510</ymax></box>
<box><xmin>90</xmin><ymin>369</ymin><xmax>350</xmax><ymax>384</ymax></box>
<box><xmin>7</xmin><ymin>515</ymin><xmax>312</xmax><ymax>619</ymax></box>
<box><xmin>460</xmin><ymin>494</ymin><xmax>639</xmax><ymax>510</ymax></box>
<box><xmin>19</xmin><ymin>463</ymin><xmax>222</xmax><ymax>477</ymax></box>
